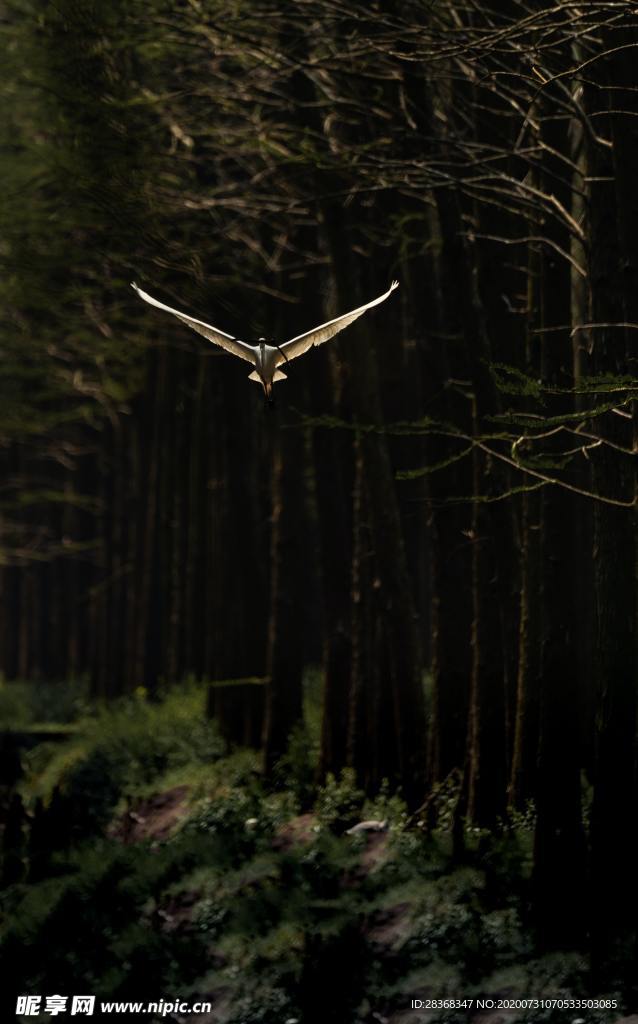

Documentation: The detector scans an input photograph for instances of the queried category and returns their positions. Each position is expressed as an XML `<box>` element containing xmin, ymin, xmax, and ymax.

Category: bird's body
<box><xmin>248</xmin><ymin>341</ymin><xmax>289</xmax><ymax>402</ymax></box>
<box><xmin>131</xmin><ymin>279</ymin><xmax>399</xmax><ymax>402</ymax></box>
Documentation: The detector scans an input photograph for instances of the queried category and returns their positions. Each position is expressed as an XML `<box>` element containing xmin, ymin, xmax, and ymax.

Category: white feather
<box><xmin>131</xmin><ymin>283</ymin><xmax>257</xmax><ymax>366</ymax></box>
<box><xmin>278</xmin><ymin>280</ymin><xmax>399</xmax><ymax>364</ymax></box>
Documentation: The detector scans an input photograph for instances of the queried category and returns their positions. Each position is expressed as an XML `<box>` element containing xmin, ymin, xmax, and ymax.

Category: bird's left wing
<box><xmin>131</xmin><ymin>283</ymin><xmax>257</xmax><ymax>365</ymax></box>
<box><xmin>278</xmin><ymin>280</ymin><xmax>399</xmax><ymax>364</ymax></box>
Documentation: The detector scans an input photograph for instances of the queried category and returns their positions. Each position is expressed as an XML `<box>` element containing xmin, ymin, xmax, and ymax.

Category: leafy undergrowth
<box><xmin>0</xmin><ymin>676</ymin><xmax>89</xmax><ymax>730</ymax></box>
<box><xmin>0</xmin><ymin>681</ymin><xmax>625</xmax><ymax>1024</ymax></box>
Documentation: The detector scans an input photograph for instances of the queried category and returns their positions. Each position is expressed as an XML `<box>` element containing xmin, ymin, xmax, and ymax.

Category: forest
<box><xmin>1</xmin><ymin>1</ymin><xmax>637</xmax><ymax>1021</ymax></box>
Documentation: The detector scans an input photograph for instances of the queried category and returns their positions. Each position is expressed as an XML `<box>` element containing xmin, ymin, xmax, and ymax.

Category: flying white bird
<box><xmin>131</xmin><ymin>280</ymin><xmax>399</xmax><ymax>403</ymax></box>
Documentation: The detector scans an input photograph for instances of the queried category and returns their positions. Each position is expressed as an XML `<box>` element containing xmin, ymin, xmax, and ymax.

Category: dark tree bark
<box><xmin>263</xmin><ymin>405</ymin><xmax>306</xmax><ymax>774</ymax></box>
<box><xmin>532</xmin><ymin>111</ymin><xmax>586</xmax><ymax>947</ymax></box>
<box><xmin>586</xmin><ymin>35</ymin><xmax>638</xmax><ymax>974</ymax></box>
<box><xmin>311</xmin><ymin>334</ymin><xmax>355</xmax><ymax>782</ymax></box>
<box><xmin>433</xmin><ymin>182</ymin><xmax>507</xmax><ymax>827</ymax></box>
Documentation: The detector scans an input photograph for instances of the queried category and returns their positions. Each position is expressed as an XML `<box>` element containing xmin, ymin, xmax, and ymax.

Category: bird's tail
<box><xmin>248</xmin><ymin>370</ymin><xmax>287</xmax><ymax>382</ymax></box>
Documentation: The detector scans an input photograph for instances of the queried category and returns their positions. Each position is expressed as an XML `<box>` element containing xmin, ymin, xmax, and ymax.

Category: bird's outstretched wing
<box><xmin>131</xmin><ymin>283</ymin><xmax>257</xmax><ymax>366</ymax></box>
<box><xmin>278</xmin><ymin>280</ymin><xmax>399</xmax><ymax>364</ymax></box>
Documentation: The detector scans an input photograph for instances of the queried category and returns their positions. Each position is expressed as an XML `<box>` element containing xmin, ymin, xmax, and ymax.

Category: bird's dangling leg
<box><xmin>263</xmin><ymin>383</ymin><xmax>275</xmax><ymax>410</ymax></box>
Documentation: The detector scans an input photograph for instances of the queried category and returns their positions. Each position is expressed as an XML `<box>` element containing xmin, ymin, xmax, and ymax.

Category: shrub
<box><xmin>0</xmin><ymin>677</ymin><xmax>89</xmax><ymax>729</ymax></box>
<box><xmin>316</xmin><ymin>769</ymin><xmax>365</xmax><ymax>833</ymax></box>
<box><xmin>24</xmin><ymin>683</ymin><xmax>224</xmax><ymax>836</ymax></box>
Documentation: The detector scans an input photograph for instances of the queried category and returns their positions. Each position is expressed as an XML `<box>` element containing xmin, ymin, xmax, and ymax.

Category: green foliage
<box><xmin>189</xmin><ymin>785</ymin><xmax>300</xmax><ymax>865</ymax></box>
<box><xmin>80</xmin><ymin>685</ymin><xmax>223</xmax><ymax>786</ymax></box>
<box><xmin>22</xmin><ymin>684</ymin><xmax>223</xmax><ymax>834</ymax></box>
<box><xmin>417</xmin><ymin>769</ymin><xmax>463</xmax><ymax>831</ymax></box>
<box><xmin>488</xmin><ymin>362</ymin><xmax>544</xmax><ymax>400</ymax></box>
<box><xmin>316</xmin><ymin>768</ymin><xmax>365</xmax><ymax>832</ymax></box>
<box><xmin>271</xmin><ymin>667</ymin><xmax>323</xmax><ymax>806</ymax></box>
<box><xmin>188</xmin><ymin>788</ymin><xmax>264</xmax><ymax>860</ymax></box>
<box><xmin>272</xmin><ymin>721</ymin><xmax>318</xmax><ymax>807</ymax></box>
<box><xmin>225</xmin><ymin>985</ymin><xmax>298</xmax><ymax>1024</ymax></box>
<box><xmin>363</xmin><ymin>779</ymin><xmax>409</xmax><ymax>830</ymax></box>
<box><xmin>2</xmin><ymin>836</ymin><xmax>212</xmax><ymax>1005</ymax></box>
<box><xmin>0</xmin><ymin>685</ymin><xmax>625</xmax><ymax>1024</ymax></box>
<box><xmin>0</xmin><ymin>677</ymin><xmax>89</xmax><ymax>729</ymax></box>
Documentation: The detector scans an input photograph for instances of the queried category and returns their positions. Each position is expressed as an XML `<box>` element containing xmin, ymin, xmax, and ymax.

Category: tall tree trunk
<box><xmin>509</xmin><ymin>199</ymin><xmax>543</xmax><ymax>809</ymax></box>
<box><xmin>133</xmin><ymin>344</ymin><xmax>166</xmax><ymax>693</ymax></box>
<box><xmin>263</xmin><ymin>405</ymin><xmax>306</xmax><ymax>774</ymax></box>
<box><xmin>311</xmin><ymin>323</ymin><xmax>354</xmax><ymax>781</ymax></box>
<box><xmin>433</xmin><ymin>183</ymin><xmax>506</xmax><ymax>827</ymax></box>
<box><xmin>532</xmin><ymin>113</ymin><xmax>586</xmax><ymax>946</ymax></box>
<box><xmin>586</xmin><ymin>35</ymin><xmax>638</xmax><ymax>974</ymax></box>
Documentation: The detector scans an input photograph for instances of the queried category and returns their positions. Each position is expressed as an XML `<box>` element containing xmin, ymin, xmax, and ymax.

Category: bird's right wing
<box><xmin>131</xmin><ymin>283</ymin><xmax>257</xmax><ymax>366</ymax></box>
<box><xmin>278</xmin><ymin>280</ymin><xmax>399</xmax><ymax>364</ymax></box>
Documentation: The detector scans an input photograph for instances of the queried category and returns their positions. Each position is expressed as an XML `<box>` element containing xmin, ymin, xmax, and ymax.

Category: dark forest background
<box><xmin>1</xmin><ymin>0</ymin><xmax>638</xmax><ymax>1016</ymax></box>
